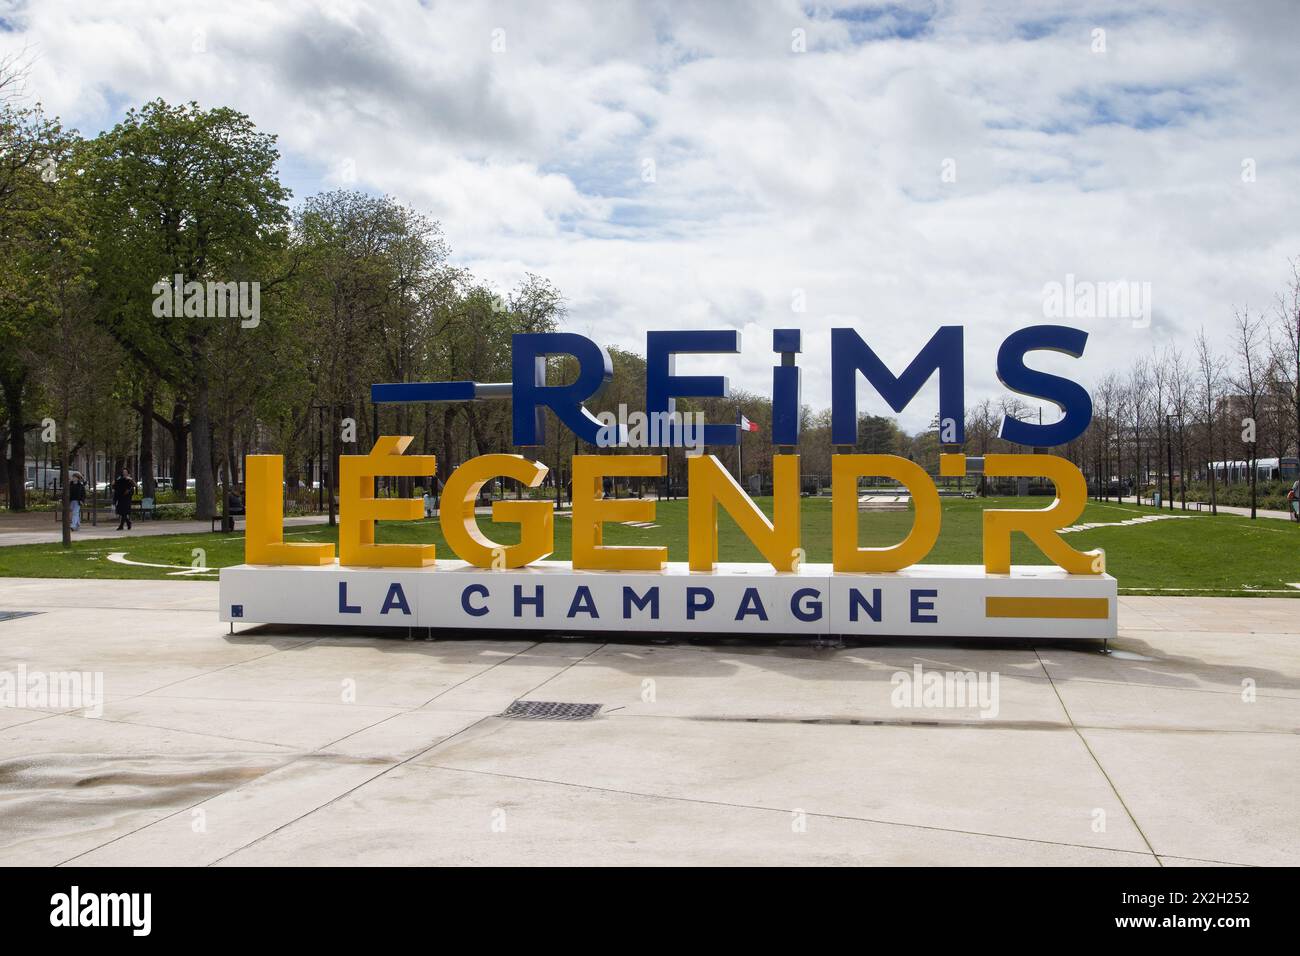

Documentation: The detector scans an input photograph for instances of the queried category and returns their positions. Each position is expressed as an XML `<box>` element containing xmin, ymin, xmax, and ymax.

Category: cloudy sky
<box><xmin>3</xmin><ymin>0</ymin><xmax>1298</xmax><ymax>430</ymax></box>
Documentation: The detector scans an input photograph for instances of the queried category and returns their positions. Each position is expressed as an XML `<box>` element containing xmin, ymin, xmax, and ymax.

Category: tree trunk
<box><xmin>191</xmin><ymin>375</ymin><xmax>217</xmax><ymax>520</ymax></box>
<box><xmin>167</xmin><ymin>402</ymin><xmax>189</xmax><ymax>499</ymax></box>
<box><xmin>398</xmin><ymin>404</ymin><xmax>411</xmax><ymax>498</ymax></box>
<box><xmin>2</xmin><ymin>372</ymin><xmax>29</xmax><ymax>511</ymax></box>
<box><xmin>140</xmin><ymin>386</ymin><xmax>156</xmax><ymax>498</ymax></box>
<box><xmin>1132</xmin><ymin>426</ymin><xmax>1141</xmax><ymax>505</ymax></box>
<box><xmin>1206</xmin><ymin>415</ymin><xmax>1217</xmax><ymax>515</ymax></box>
<box><xmin>1294</xmin><ymin>324</ymin><xmax>1299</xmax><ymax>468</ymax></box>
<box><xmin>1170</xmin><ymin>418</ymin><xmax>1180</xmax><ymax>509</ymax></box>
<box><xmin>59</xmin><ymin>439</ymin><xmax>70</xmax><ymax>548</ymax></box>
<box><xmin>328</xmin><ymin>409</ymin><xmax>337</xmax><ymax>527</ymax></box>
<box><xmin>1249</xmin><ymin>445</ymin><xmax>1258</xmax><ymax>519</ymax></box>
<box><xmin>1178</xmin><ymin>433</ymin><xmax>1187</xmax><ymax>509</ymax></box>
<box><xmin>219</xmin><ymin>420</ymin><xmax>233</xmax><ymax>531</ymax></box>
<box><xmin>465</xmin><ymin>404</ymin><xmax>485</xmax><ymax>457</ymax></box>
<box><xmin>440</xmin><ymin>406</ymin><xmax>456</xmax><ymax>482</ymax></box>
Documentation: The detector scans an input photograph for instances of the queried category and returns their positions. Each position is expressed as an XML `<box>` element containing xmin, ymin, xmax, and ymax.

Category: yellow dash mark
<box><xmin>985</xmin><ymin>597</ymin><xmax>1110</xmax><ymax>620</ymax></box>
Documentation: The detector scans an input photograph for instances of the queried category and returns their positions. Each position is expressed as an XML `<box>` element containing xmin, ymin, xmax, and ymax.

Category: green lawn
<box><xmin>2</xmin><ymin>496</ymin><xmax>1298</xmax><ymax>597</ymax></box>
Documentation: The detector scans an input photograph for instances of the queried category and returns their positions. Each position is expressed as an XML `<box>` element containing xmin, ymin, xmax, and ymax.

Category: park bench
<box><xmin>212</xmin><ymin>494</ymin><xmax>247</xmax><ymax>532</ymax></box>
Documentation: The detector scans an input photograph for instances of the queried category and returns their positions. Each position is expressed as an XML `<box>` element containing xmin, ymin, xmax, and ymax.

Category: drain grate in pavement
<box><xmin>0</xmin><ymin>611</ymin><xmax>41</xmax><ymax>623</ymax></box>
<box><xmin>500</xmin><ymin>700</ymin><xmax>602</xmax><ymax>721</ymax></box>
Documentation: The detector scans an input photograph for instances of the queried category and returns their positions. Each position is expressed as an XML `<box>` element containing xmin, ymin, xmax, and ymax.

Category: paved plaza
<box><xmin>0</xmin><ymin>513</ymin><xmax>326</xmax><ymax>548</ymax></box>
<box><xmin>0</xmin><ymin>578</ymin><xmax>1295</xmax><ymax>866</ymax></box>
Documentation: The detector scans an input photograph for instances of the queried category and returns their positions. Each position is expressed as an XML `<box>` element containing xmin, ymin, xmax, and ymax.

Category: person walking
<box><xmin>112</xmin><ymin>467</ymin><xmax>136</xmax><ymax>531</ymax></box>
<box><xmin>68</xmin><ymin>471</ymin><xmax>87</xmax><ymax>531</ymax></box>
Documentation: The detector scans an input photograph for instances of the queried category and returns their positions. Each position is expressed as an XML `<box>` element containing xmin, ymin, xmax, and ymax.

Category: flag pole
<box><xmin>736</xmin><ymin>407</ymin><xmax>742</xmax><ymax>483</ymax></box>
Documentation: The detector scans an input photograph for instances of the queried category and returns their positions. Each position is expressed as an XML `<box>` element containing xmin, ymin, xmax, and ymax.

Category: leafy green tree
<box><xmin>21</xmin><ymin>168</ymin><xmax>121</xmax><ymax>544</ymax></box>
<box><xmin>77</xmin><ymin>100</ymin><xmax>291</xmax><ymax>518</ymax></box>
<box><xmin>294</xmin><ymin>191</ymin><xmax>434</xmax><ymax>519</ymax></box>
<box><xmin>0</xmin><ymin>64</ymin><xmax>72</xmax><ymax>510</ymax></box>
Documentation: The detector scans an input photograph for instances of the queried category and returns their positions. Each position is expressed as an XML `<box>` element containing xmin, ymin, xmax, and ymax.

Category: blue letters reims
<box><xmin>502</xmin><ymin>324</ymin><xmax>1091</xmax><ymax>448</ymax></box>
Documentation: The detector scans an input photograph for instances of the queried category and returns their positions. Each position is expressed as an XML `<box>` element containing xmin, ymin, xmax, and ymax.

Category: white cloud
<box><xmin>3</xmin><ymin>0</ymin><xmax>1297</xmax><ymax>430</ymax></box>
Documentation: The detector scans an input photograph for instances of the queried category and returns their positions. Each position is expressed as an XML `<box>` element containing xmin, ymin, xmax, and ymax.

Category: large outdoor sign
<box><xmin>219</xmin><ymin>326</ymin><xmax>1117</xmax><ymax>639</ymax></box>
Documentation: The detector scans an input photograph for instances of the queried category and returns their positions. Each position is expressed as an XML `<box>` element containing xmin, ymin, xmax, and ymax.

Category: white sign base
<box><xmin>219</xmin><ymin>562</ymin><xmax>1117</xmax><ymax>640</ymax></box>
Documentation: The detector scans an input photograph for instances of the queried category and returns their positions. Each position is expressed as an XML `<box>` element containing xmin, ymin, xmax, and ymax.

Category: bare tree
<box><xmin>1095</xmin><ymin>373</ymin><xmax>1122</xmax><ymax>500</ymax></box>
<box><xmin>963</xmin><ymin>398</ymin><xmax>998</xmax><ymax>495</ymax></box>
<box><xmin>0</xmin><ymin>51</ymin><xmax>29</xmax><ymax>104</ymax></box>
<box><xmin>1194</xmin><ymin>327</ymin><xmax>1224</xmax><ymax>515</ymax></box>
<box><xmin>1150</xmin><ymin>348</ymin><xmax>1172</xmax><ymax>508</ymax></box>
<box><xmin>1125</xmin><ymin>359</ymin><xmax>1150</xmax><ymax>504</ymax></box>
<box><xmin>1168</xmin><ymin>347</ymin><xmax>1194</xmax><ymax>508</ymax></box>
<box><xmin>1272</xmin><ymin>257</ymin><xmax>1300</xmax><ymax>467</ymax></box>
<box><xmin>1230</xmin><ymin>309</ymin><xmax>1268</xmax><ymax>519</ymax></box>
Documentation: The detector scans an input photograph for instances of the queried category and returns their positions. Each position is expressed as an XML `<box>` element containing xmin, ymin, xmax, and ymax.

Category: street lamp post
<box><xmin>309</xmin><ymin>402</ymin><xmax>334</xmax><ymax>523</ymax></box>
<box><xmin>1166</xmin><ymin>413</ymin><xmax>1178</xmax><ymax>511</ymax></box>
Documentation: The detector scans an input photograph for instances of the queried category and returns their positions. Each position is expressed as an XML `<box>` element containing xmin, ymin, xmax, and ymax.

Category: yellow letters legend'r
<box><xmin>832</xmin><ymin>454</ymin><xmax>940</xmax><ymax>572</ymax></box>
<box><xmin>244</xmin><ymin>455</ymin><xmax>335</xmax><ymax>566</ymax></box>
<box><xmin>439</xmin><ymin>454</ymin><xmax>554</xmax><ymax>568</ymax></box>
<box><xmin>982</xmin><ymin>454</ymin><xmax>1102</xmax><ymax>575</ymax></box>
<box><xmin>339</xmin><ymin>436</ymin><xmax>437</xmax><ymax>568</ymax></box>
<box><xmin>688</xmin><ymin>454</ymin><xmax>800</xmax><ymax>572</ymax></box>
<box><xmin>571</xmin><ymin>455</ymin><xmax>668</xmax><ymax>571</ymax></box>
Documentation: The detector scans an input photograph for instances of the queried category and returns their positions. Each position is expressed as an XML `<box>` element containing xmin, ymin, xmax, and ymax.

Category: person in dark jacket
<box><xmin>69</xmin><ymin>472</ymin><xmax>87</xmax><ymax>531</ymax></box>
<box><xmin>112</xmin><ymin>468</ymin><xmax>136</xmax><ymax>531</ymax></box>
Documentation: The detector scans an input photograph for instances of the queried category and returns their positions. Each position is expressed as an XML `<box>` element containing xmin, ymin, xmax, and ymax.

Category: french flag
<box><xmin>738</xmin><ymin>414</ymin><xmax>760</xmax><ymax>433</ymax></box>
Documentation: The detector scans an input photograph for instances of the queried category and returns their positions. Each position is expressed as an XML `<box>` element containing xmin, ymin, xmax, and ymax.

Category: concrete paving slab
<box><xmin>156</xmin><ymin>639</ymin><xmax>538</xmax><ymax>710</ymax></box>
<box><xmin>97</xmin><ymin>695</ymin><xmax>410</xmax><ymax>752</ymax></box>
<box><xmin>1157</xmin><ymin>855</ymin><xmax>1244</xmax><ymax>867</ymax></box>
<box><xmin>0</xmin><ymin>711</ymin><xmax>293</xmax><ymax>760</ymax></box>
<box><xmin>69</xmin><ymin>755</ymin><xmax>396</xmax><ymax>867</ymax></box>
<box><xmin>1038</xmin><ymin>630</ymin><xmax>1300</xmax><ymax>698</ymax></box>
<box><xmin>0</xmin><ymin>577</ymin><xmax>219</xmax><ymax>611</ymax></box>
<box><xmin>1080</xmin><ymin>729</ymin><xmax>1300</xmax><ymax>867</ymax></box>
<box><xmin>1053</xmin><ymin>679</ymin><xmax>1300</xmax><ymax>734</ymax></box>
<box><xmin>415</xmin><ymin>641</ymin><xmax>604</xmax><ymax>714</ymax></box>
<box><xmin>217</xmin><ymin>763</ymin><xmax>1158</xmax><ymax>867</ymax></box>
<box><xmin>515</xmin><ymin>643</ymin><xmax>1066</xmax><ymax>725</ymax></box>
<box><xmin>318</xmin><ymin>709</ymin><xmax>490</xmax><ymax>761</ymax></box>
<box><xmin>415</xmin><ymin>715</ymin><xmax>1151</xmax><ymax>854</ymax></box>
<box><xmin>0</xmin><ymin>718</ymin><xmax>289</xmax><ymax>865</ymax></box>
<box><xmin>0</xmin><ymin>706</ymin><xmax>60</xmax><ymax>732</ymax></box>
<box><xmin>1117</xmin><ymin>596</ymin><xmax>1298</xmax><ymax>633</ymax></box>
<box><xmin>0</xmin><ymin>608</ymin><xmax>315</xmax><ymax>697</ymax></box>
